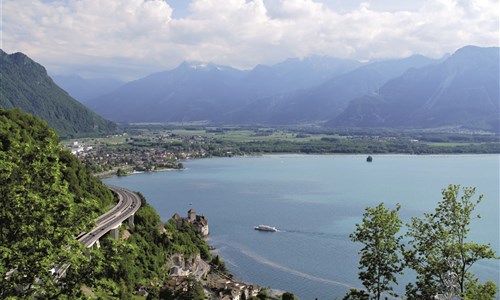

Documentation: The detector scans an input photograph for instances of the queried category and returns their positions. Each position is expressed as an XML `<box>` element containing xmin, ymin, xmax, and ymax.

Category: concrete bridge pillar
<box><xmin>110</xmin><ymin>225</ymin><xmax>120</xmax><ymax>240</ymax></box>
<box><xmin>128</xmin><ymin>214</ymin><xmax>135</xmax><ymax>230</ymax></box>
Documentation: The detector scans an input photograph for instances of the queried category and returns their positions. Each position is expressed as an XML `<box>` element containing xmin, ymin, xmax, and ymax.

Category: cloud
<box><xmin>2</xmin><ymin>0</ymin><xmax>498</xmax><ymax>79</ymax></box>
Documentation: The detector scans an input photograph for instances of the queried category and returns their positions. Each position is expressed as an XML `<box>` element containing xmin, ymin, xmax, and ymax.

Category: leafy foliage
<box><xmin>90</xmin><ymin>193</ymin><xmax>214</xmax><ymax>298</ymax></box>
<box><xmin>404</xmin><ymin>185</ymin><xmax>497</xmax><ymax>299</ymax></box>
<box><xmin>282</xmin><ymin>291</ymin><xmax>297</xmax><ymax>300</ymax></box>
<box><xmin>58</xmin><ymin>149</ymin><xmax>116</xmax><ymax>213</ymax></box>
<box><xmin>211</xmin><ymin>254</ymin><xmax>230</xmax><ymax>276</ymax></box>
<box><xmin>89</xmin><ymin>195</ymin><xmax>169</xmax><ymax>297</ymax></box>
<box><xmin>164</xmin><ymin>218</ymin><xmax>211</xmax><ymax>260</ymax></box>
<box><xmin>462</xmin><ymin>276</ymin><xmax>498</xmax><ymax>300</ymax></box>
<box><xmin>160</xmin><ymin>276</ymin><xmax>205</xmax><ymax>300</ymax></box>
<box><xmin>0</xmin><ymin>109</ymin><xmax>216</xmax><ymax>298</ymax></box>
<box><xmin>343</xmin><ymin>288</ymin><xmax>370</xmax><ymax>300</ymax></box>
<box><xmin>350</xmin><ymin>203</ymin><xmax>403</xmax><ymax>299</ymax></box>
<box><xmin>0</xmin><ymin>108</ymin><xmax>106</xmax><ymax>298</ymax></box>
<box><xmin>348</xmin><ymin>184</ymin><xmax>498</xmax><ymax>300</ymax></box>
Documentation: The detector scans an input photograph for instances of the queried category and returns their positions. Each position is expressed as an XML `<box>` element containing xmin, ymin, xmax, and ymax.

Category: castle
<box><xmin>172</xmin><ymin>208</ymin><xmax>209</xmax><ymax>237</ymax></box>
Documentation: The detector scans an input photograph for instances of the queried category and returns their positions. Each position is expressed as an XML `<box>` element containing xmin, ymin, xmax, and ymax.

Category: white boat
<box><xmin>254</xmin><ymin>225</ymin><xmax>278</xmax><ymax>232</ymax></box>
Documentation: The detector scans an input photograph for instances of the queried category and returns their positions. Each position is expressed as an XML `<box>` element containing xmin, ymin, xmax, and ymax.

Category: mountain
<box><xmin>89</xmin><ymin>57</ymin><xmax>361</xmax><ymax>123</ymax></box>
<box><xmin>241</xmin><ymin>56</ymin><xmax>362</xmax><ymax>98</ymax></box>
<box><xmin>82</xmin><ymin>47</ymin><xmax>497</xmax><ymax>130</ymax></box>
<box><xmin>0</xmin><ymin>49</ymin><xmax>117</xmax><ymax>137</ymax></box>
<box><xmin>88</xmin><ymin>62</ymin><xmax>247</xmax><ymax>122</ymax></box>
<box><xmin>51</xmin><ymin>75</ymin><xmax>125</xmax><ymax>104</ymax></box>
<box><xmin>227</xmin><ymin>55</ymin><xmax>439</xmax><ymax>124</ymax></box>
<box><xmin>329</xmin><ymin>46</ymin><xmax>500</xmax><ymax>132</ymax></box>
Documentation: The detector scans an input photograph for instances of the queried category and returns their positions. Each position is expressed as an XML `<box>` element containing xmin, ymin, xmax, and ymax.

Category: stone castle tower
<box><xmin>188</xmin><ymin>208</ymin><xmax>196</xmax><ymax>222</ymax></box>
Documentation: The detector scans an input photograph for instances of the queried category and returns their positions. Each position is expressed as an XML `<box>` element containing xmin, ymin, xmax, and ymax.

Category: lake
<box><xmin>104</xmin><ymin>155</ymin><xmax>499</xmax><ymax>299</ymax></box>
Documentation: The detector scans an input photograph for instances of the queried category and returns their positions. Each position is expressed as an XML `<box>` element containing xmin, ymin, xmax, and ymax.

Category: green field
<box><xmin>63</xmin><ymin>125</ymin><xmax>500</xmax><ymax>156</ymax></box>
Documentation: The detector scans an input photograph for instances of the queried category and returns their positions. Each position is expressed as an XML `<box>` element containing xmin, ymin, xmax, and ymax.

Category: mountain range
<box><xmin>0</xmin><ymin>49</ymin><xmax>116</xmax><ymax>137</ymax></box>
<box><xmin>87</xmin><ymin>54</ymin><xmax>439</xmax><ymax>124</ymax></box>
<box><xmin>226</xmin><ymin>54</ymin><xmax>440</xmax><ymax>124</ymax></box>
<box><xmin>87</xmin><ymin>45</ymin><xmax>498</xmax><ymax>132</ymax></box>
<box><xmin>52</xmin><ymin>75</ymin><xmax>125</xmax><ymax>104</ymax></box>
<box><xmin>330</xmin><ymin>46</ymin><xmax>499</xmax><ymax>131</ymax></box>
<box><xmin>87</xmin><ymin>56</ymin><xmax>363</xmax><ymax>123</ymax></box>
<box><xmin>1</xmin><ymin>46</ymin><xmax>497</xmax><ymax>134</ymax></box>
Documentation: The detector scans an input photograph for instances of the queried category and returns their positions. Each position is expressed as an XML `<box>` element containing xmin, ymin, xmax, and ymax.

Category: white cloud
<box><xmin>2</xmin><ymin>0</ymin><xmax>498</xmax><ymax>79</ymax></box>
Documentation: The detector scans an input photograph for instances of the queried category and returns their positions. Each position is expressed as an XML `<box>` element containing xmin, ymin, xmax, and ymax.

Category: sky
<box><xmin>1</xmin><ymin>0</ymin><xmax>498</xmax><ymax>80</ymax></box>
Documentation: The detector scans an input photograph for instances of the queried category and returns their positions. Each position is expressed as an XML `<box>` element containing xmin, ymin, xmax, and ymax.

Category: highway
<box><xmin>78</xmin><ymin>185</ymin><xmax>141</xmax><ymax>247</ymax></box>
<box><xmin>5</xmin><ymin>186</ymin><xmax>141</xmax><ymax>281</ymax></box>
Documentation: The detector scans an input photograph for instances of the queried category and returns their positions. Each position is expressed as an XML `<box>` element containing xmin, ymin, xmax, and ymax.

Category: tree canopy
<box><xmin>347</xmin><ymin>184</ymin><xmax>498</xmax><ymax>300</ymax></box>
<box><xmin>405</xmin><ymin>185</ymin><xmax>497</xmax><ymax>299</ymax></box>
<box><xmin>348</xmin><ymin>203</ymin><xmax>403</xmax><ymax>299</ymax></box>
<box><xmin>0</xmin><ymin>108</ymin><xmax>112</xmax><ymax>298</ymax></box>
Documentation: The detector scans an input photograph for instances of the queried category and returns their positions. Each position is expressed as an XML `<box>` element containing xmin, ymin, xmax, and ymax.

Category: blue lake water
<box><xmin>104</xmin><ymin>155</ymin><xmax>500</xmax><ymax>299</ymax></box>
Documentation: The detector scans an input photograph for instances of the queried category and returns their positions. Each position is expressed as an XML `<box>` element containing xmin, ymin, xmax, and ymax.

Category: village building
<box><xmin>207</xmin><ymin>273</ymin><xmax>259</xmax><ymax>300</ymax></box>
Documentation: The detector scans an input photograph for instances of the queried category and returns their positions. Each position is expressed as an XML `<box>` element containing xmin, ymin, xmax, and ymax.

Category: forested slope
<box><xmin>0</xmin><ymin>108</ymin><xmax>216</xmax><ymax>298</ymax></box>
<box><xmin>0</xmin><ymin>108</ymin><xmax>116</xmax><ymax>297</ymax></box>
<box><xmin>0</xmin><ymin>50</ymin><xmax>116</xmax><ymax>138</ymax></box>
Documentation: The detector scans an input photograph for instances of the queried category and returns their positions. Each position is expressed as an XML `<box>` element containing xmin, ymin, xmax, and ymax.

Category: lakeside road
<box><xmin>78</xmin><ymin>185</ymin><xmax>141</xmax><ymax>248</ymax></box>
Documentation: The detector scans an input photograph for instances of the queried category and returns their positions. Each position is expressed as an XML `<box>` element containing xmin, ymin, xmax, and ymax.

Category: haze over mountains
<box><xmin>87</xmin><ymin>56</ymin><xmax>363</xmax><ymax>123</ymax></box>
<box><xmin>86</xmin><ymin>45</ymin><xmax>499</xmax><ymax>132</ymax></box>
<box><xmin>87</xmin><ymin>54</ymin><xmax>437</xmax><ymax>124</ymax></box>
<box><xmin>1</xmin><ymin>46</ymin><xmax>498</xmax><ymax>134</ymax></box>
<box><xmin>52</xmin><ymin>75</ymin><xmax>125</xmax><ymax>104</ymax></box>
<box><xmin>331</xmin><ymin>46</ymin><xmax>500</xmax><ymax>131</ymax></box>
<box><xmin>0</xmin><ymin>50</ymin><xmax>116</xmax><ymax>137</ymax></box>
<box><xmin>229</xmin><ymin>54</ymin><xmax>440</xmax><ymax>124</ymax></box>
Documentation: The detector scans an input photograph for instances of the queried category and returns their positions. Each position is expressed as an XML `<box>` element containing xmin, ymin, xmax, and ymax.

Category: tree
<box><xmin>462</xmin><ymin>276</ymin><xmax>498</xmax><ymax>300</ymax></box>
<box><xmin>343</xmin><ymin>288</ymin><xmax>369</xmax><ymax>300</ymax></box>
<box><xmin>404</xmin><ymin>185</ymin><xmax>497</xmax><ymax>299</ymax></box>
<box><xmin>282</xmin><ymin>291</ymin><xmax>296</xmax><ymax>300</ymax></box>
<box><xmin>0</xmin><ymin>109</ymin><xmax>103</xmax><ymax>298</ymax></box>
<box><xmin>116</xmin><ymin>168</ymin><xmax>127</xmax><ymax>176</ymax></box>
<box><xmin>163</xmin><ymin>276</ymin><xmax>204</xmax><ymax>300</ymax></box>
<box><xmin>257</xmin><ymin>289</ymin><xmax>269</xmax><ymax>300</ymax></box>
<box><xmin>349</xmin><ymin>203</ymin><xmax>403</xmax><ymax>300</ymax></box>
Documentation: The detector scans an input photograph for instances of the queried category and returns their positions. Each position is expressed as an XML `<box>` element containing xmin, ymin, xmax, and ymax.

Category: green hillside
<box><xmin>0</xmin><ymin>109</ymin><xmax>218</xmax><ymax>299</ymax></box>
<box><xmin>0</xmin><ymin>49</ymin><xmax>116</xmax><ymax>138</ymax></box>
<box><xmin>0</xmin><ymin>108</ymin><xmax>116</xmax><ymax>297</ymax></box>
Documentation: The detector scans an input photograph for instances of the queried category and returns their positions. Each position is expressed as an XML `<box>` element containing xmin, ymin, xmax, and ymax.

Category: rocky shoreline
<box><xmin>164</xmin><ymin>209</ymin><xmax>285</xmax><ymax>300</ymax></box>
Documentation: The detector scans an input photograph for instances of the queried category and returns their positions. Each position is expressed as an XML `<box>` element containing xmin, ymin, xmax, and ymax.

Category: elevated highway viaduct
<box><xmin>78</xmin><ymin>185</ymin><xmax>141</xmax><ymax>248</ymax></box>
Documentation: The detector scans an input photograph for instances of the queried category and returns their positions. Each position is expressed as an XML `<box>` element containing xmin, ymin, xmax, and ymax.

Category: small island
<box><xmin>366</xmin><ymin>155</ymin><xmax>373</xmax><ymax>162</ymax></box>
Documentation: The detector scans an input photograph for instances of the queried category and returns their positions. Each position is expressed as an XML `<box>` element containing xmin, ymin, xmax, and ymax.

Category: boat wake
<box><xmin>279</xmin><ymin>229</ymin><xmax>347</xmax><ymax>239</ymax></box>
<box><xmin>238</xmin><ymin>247</ymin><xmax>358</xmax><ymax>290</ymax></box>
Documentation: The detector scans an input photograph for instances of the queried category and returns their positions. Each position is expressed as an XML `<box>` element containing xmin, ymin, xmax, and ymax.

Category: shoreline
<box><xmin>93</xmin><ymin>152</ymin><xmax>499</xmax><ymax>179</ymax></box>
<box><xmin>102</xmin><ymin>154</ymin><xmax>500</xmax><ymax>299</ymax></box>
<box><xmin>95</xmin><ymin>166</ymin><xmax>184</xmax><ymax>179</ymax></box>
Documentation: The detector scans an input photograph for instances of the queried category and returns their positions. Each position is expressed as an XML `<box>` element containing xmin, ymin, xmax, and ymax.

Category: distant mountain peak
<box><xmin>448</xmin><ymin>45</ymin><xmax>498</xmax><ymax>63</ymax></box>
<box><xmin>183</xmin><ymin>61</ymin><xmax>210</xmax><ymax>69</ymax></box>
<box><xmin>178</xmin><ymin>61</ymin><xmax>234</xmax><ymax>72</ymax></box>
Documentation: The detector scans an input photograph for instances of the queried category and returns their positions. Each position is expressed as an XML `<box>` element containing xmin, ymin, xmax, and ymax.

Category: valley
<box><xmin>64</xmin><ymin>125</ymin><xmax>500</xmax><ymax>177</ymax></box>
<box><xmin>3</xmin><ymin>1</ymin><xmax>499</xmax><ymax>298</ymax></box>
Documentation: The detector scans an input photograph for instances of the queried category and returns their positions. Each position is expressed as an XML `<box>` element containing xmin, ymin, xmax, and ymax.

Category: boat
<box><xmin>254</xmin><ymin>225</ymin><xmax>278</xmax><ymax>232</ymax></box>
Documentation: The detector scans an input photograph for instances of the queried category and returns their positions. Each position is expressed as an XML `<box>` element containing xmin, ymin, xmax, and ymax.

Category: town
<box><xmin>65</xmin><ymin>126</ymin><xmax>500</xmax><ymax>178</ymax></box>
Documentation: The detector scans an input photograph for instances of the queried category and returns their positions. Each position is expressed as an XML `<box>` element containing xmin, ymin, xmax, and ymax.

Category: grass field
<box><xmin>63</xmin><ymin>125</ymin><xmax>500</xmax><ymax>155</ymax></box>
